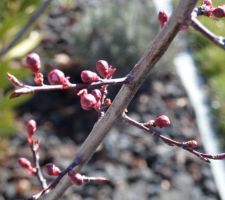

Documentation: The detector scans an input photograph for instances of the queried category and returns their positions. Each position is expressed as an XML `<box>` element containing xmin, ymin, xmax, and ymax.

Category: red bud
<box><xmin>154</xmin><ymin>115</ymin><xmax>170</xmax><ymax>128</ymax></box>
<box><xmin>81</xmin><ymin>70</ymin><xmax>99</xmax><ymax>83</ymax></box>
<box><xmin>44</xmin><ymin>163</ymin><xmax>61</xmax><ymax>176</ymax></box>
<box><xmin>68</xmin><ymin>171</ymin><xmax>84</xmax><ymax>186</ymax></box>
<box><xmin>26</xmin><ymin>53</ymin><xmax>41</xmax><ymax>74</ymax></box>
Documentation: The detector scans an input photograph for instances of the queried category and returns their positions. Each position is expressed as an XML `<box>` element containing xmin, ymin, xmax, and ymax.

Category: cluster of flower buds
<box><xmin>68</xmin><ymin>170</ymin><xmax>110</xmax><ymax>186</ymax></box>
<box><xmin>143</xmin><ymin>115</ymin><xmax>171</xmax><ymax>129</ymax></box>
<box><xmin>18</xmin><ymin>157</ymin><xmax>36</xmax><ymax>175</ymax></box>
<box><xmin>201</xmin><ymin>0</ymin><xmax>225</xmax><ymax>18</ymax></box>
<box><xmin>78</xmin><ymin>60</ymin><xmax>116</xmax><ymax>111</ymax></box>
<box><xmin>158</xmin><ymin>10</ymin><xmax>169</xmax><ymax>28</ymax></box>
<box><xmin>25</xmin><ymin>53</ymin><xmax>44</xmax><ymax>85</ymax></box>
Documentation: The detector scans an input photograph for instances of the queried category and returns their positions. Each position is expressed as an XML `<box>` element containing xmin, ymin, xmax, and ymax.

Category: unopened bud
<box><xmin>91</xmin><ymin>89</ymin><xmax>102</xmax><ymax>101</ymax></box>
<box><xmin>78</xmin><ymin>89</ymin><xmax>97</xmax><ymax>110</ymax></box>
<box><xmin>68</xmin><ymin>171</ymin><xmax>84</xmax><ymax>186</ymax></box>
<box><xmin>158</xmin><ymin>10</ymin><xmax>168</xmax><ymax>28</ymax></box>
<box><xmin>26</xmin><ymin>53</ymin><xmax>41</xmax><ymax>74</ymax></box>
<box><xmin>212</xmin><ymin>6</ymin><xmax>225</xmax><ymax>18</ymax></box>
<box><xmin>81</xmin><ymin>70</ymin><xmax>99</xmax><ymax>83</ymax></box>
<box><xmin>26</xmin><ymin>119</ymin><xmax>37</xmax><ymax>135</ymax></box>
<box><xmin>34</xmin><ymin>73</ymin><xmax>44</xmax><ymax>86</ymax></box>
<box><xmin>26</xmin><ymin>120</ymin><xmax>36</xmax><ymax>143</ymax></box>
<box><xmin>44</xmin><ymin>163</ymin><xmax>61</xmax><ymax>176</ymax></box>
<box><xmin>96</xmin><ymin>60</ymin><xmax>109</xmax><ymax>78</ymax></box>
<box><xmin>183</xmin><ymin>140</ymin><xmax>198</xmax><ymax>149</ymax></box>
<box><xmin>18</xmin><ymin>157</ymin><xmax>32</xmax><ymax>169</ymax></box>
<box><xmin>154</xmin><ymin>115</ymin><xmax>170</xmax><ymax>128</ymax></box>
<box><xmin>48</xmin><ymin>69</ymin><xmax>66</xmax><ymax>85</ymax></box>
<box><xmin>203</xmin><ymin>0</ymin><xmax>213</xmax><ymax>7</ymax></box>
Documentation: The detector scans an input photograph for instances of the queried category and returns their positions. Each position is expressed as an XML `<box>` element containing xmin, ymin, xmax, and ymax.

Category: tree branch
<box><xmin>40</xmin><ymin>0</ymin><xmax>198</xmax><ymax>199</ymax></box>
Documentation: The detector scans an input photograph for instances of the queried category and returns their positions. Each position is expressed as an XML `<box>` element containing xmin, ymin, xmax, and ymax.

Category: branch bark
<box><xmin>44</xmin><ymin>0</ymin><xmax>198</xmax><ymax>199</ymax></box>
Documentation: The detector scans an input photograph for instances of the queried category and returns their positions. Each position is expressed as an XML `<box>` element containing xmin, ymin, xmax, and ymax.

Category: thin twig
<box><xmin>9</xmin><ymin>75</ymin><xmax>130</xmax><ymax>98</ymax></box>
<box><xmin>190</xmin><ymin>16</ymin><xmax>225</xmax><ymax>50</ymax></box>
<box><xmin>122</xmin><ymin>113</ymin><xmax>225</xmax><ymax>163</ymax></box>
<box><xmin>30</xmin><ymin>142</ymin><xmax>48</xmax><ymax>189</ymax></box>
<box><xmin>0</xmin><ymin>0</ymin><xmax>53</xmax><ymax>58</ymax></box>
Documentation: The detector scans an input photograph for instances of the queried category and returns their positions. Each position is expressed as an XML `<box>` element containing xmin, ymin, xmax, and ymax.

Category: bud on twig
<box><xmin>18</xmin><ymin>157</ymin><xmax>36</xmax><ymax>174</ymax></box>
<box><xmin>158</xmin><ymin>10</ymin><xmax>168</xmax><ymax>28</ymax></box>
<box><xmin>26</xmin><ymin>119</ymin><xmax>37</xmax><ymax>144</ymax></box>
<box><xmin>183</xmin><ymin>140</ymin><xmax>198</xmax><ymax>149</ymax></box>
<box><xmin>44</xmin><ymin>163</ymin><xmax>61</xmax><ymax>176</ymax></box>
<box><xmin>48</xmin><ymin>69</ymin><xmax>67</xmax><ymax>85</ymax></box>
<box><xmin>81</xmin><ymin>70</ymin><xmax>100</xmax><ymax>83</ymax></box>
<box><xmin>68</xmin><ymin>171</ymin><xmax>84</xmax><ymax>186</ymax></box>
<box><xmin>212</xmin><ymin>5</ymin><xmax>225</xmax><ymax>18</ymax></box>
<box><xmin>154</xmin><ymin>115</ymin><xmax>170</xmax><ymax>128</ymax></box>
<box><xmin>26</xmin><ymin>53</ymin><xmax>41</xmax><ymax>74</ymax></box>
<box><xmin>78</xmin><ymin>89</ymin><xmax>97</xmax><ymax>110</ymax></box>
<box><xmin>7</xmin><ymin>73</ymin><xmax>23</xmax><ymax>87</ymax></box>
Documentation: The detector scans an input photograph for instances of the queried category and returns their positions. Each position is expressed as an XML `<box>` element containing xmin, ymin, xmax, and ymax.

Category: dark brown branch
<box><xmin>0</xmin><ymin>0</ymin><xmax>53</xmax><ymax>58</ymax></box>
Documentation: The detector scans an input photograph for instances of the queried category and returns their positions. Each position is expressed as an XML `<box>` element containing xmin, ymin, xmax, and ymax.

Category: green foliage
<box><xmin>0</xmin><ymin>0</ymin><xmax>42</xmax><ymax>137</ymax></box>
<box><xmin>189</xmin><ymin>0</ymin><xmax>225</xmax><ymax>142</ymax></box>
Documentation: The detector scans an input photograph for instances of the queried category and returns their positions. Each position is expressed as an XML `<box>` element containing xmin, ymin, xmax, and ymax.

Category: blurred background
<box><xmin>0</xmin><ymin>0</ymin><xmax>225</xmax><ymax>199</ymax></box>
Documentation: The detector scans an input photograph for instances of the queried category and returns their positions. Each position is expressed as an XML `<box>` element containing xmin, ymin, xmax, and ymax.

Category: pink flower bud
<box><xmin>203</xmin><ymin>0</ymin><xmax>213</xmax><ymax>7</ymax></box>
<box><xmin>78</xmin><ymin>89</ymin><xmax>97</xmax><ymax>110</ymax></box>
<box><xmin>158</xmin><ymin>10</ymin><xmax>168</xmax><ymax>28</ymax></box>
<box><xmin>212</xmin><ymin>6</ymin><xmax>225</xmax><ymax>18</ymax></box>
<box><xmin>18</xmin><ymin>157</ymin><xmax>36</xmax><ymax>175</ymax></box>
<box><xmin>91</xmin><ymin>89</ymin><xmax>102</xmax><ymax>101</ymax></box>
<box><xmin>68</xmin><ymin>171</ymin><xmax>84</xmax><ymax>186</ymax></box>
<box><xmin>34</xmin><ymin>73</ymin><xmax>44</xmax><ymax>86</ymax></box>
<box><xmin>96</xmin><ymin>60</ymin><xmax>109</xmax><ymax>78</ymax></box>
<box><xmin>18</xmin><ymin>157</ymin><xmax>32</xmax><ymax>169</ymax></box>
<box><xmin>154</xmin><ymin>115</ymin><xmax>170</xmax><ymax>128</ymax></box>
<box><xmin>44</xmin><ymin>163</ymin><xmax>61</xmax><ymax>176</ymax></box>
<box><xmin>26</xmin><ymin>119</ymin><xmax>37</xmax><ymax>135</ymax></box>
<box><xmin>26</xmin><ymin>53</ymin><xmax>41</xmax><ymax>74</ymax></box>
<box><xmin>48</xmin><ymin>69</ymin><xmax>66</xmax><ymax>85</ymax></box>
<box><xmin>80</xmin><ymin>70</ymin><xmax>100</xmax><ymax>83</ymax></box>
<box><xmin>183</xmin><ymin>140</ymin><xmax>198</xmax><ymax>149</ymax></box>
<box><xmin>26</xmin><ymin>120</ymin><xmax>36</xmax><ymax>143</ymax></box>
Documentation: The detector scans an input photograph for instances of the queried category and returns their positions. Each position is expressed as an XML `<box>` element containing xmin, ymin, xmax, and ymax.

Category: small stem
<box><xmin>190</xmin><ymin>16</ymin><xmax>225</xmax><ymax>50</ymax></box>
<box><xmin>30</xmin><ymin>143</ymin><xmax>47</xmax><ymax>189</ymax></box>
<box><xmin>122</xmin><ymin>113</ymin><xmax>225</xmax><ymax>163</ymax></box>
<box><xmin>11</xmin><ymin>76</ymin><xmax>130</xmax><ymax>97</ymax></box>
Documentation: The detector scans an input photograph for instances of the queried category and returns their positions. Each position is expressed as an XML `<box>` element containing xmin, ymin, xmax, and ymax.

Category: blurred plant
<box><xmin>0</xmin><ymin>0</ymin><xmax>46</xmax><ymax>137</ymax></box>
